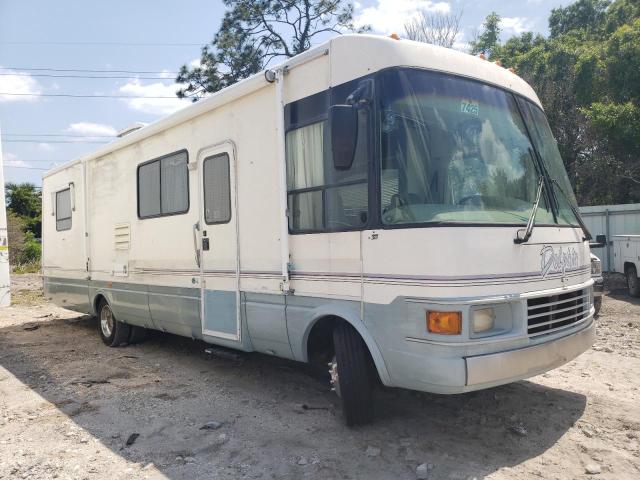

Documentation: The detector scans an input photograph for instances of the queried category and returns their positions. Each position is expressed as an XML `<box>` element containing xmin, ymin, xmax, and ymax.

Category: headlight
<box><xmin>472</xmin><ymin>307</ymin><xmax>495</xmax><ymax>333</ymax></box>
<box><xmin>591</xmin><ymin>258</ymin><xmax>602</xmax><ymax>275</ymax></box>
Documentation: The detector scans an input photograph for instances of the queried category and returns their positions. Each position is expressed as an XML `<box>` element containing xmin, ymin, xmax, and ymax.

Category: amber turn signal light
<box><xmin>427</xmin><ymin>311</ymin><xmax>462</xmax><ymax>335</ymax></box>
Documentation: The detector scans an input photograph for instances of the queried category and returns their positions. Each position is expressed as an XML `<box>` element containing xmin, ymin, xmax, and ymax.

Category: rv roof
<box><xmin>43</xmin><ymin>34</ymin><xmax>541</xmax><ymax>179</ymax></box>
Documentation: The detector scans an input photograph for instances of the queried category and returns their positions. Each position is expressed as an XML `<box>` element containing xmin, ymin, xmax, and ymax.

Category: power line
<box><xmin>0</xmin><ymin>67</ymin><xmax>181</xmax><ymax>74</ymax></box>
<box><xmin>2</xmin><ymin>41</ymin><xmax>204</xmax><ymax>46</ymax></box>
<box><xmin>0</xmin><ymin>72</ymin><xmax>175</xmax><ymax>80</ymax></box>
<box><xmin>4</xmin><ymin>139</ymin><xmax>109</xmax><ymax>144</ymax></box>
<box><xmin>1</xmin><ymin>159</ymin><xmax>63</xmax><ymax>164</ymax></box>
<box><xmin>2</xmin><ymin>133</ymin><xmax>115</xmax><ymax>138</ymax></box>
<box><xmin>2</xmin><ymin>159</ymin><xmax>61</xmax><ymax>163</ymax></box>
<box><xmin>0</xmin><ymin>92</ymin><xmax>183</xmax><ymax>99</ymax></box>
<box><xmin>3</xmin><ymin>165</ymin><xmax>49</xmax><ymax>171</ymax></box>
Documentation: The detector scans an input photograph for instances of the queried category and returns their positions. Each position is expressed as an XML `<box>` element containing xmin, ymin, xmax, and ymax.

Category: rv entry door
<box><xmin>197</xmin><ymin>143</ymin><xmax>240</xmax><ymax>341</ymax></box>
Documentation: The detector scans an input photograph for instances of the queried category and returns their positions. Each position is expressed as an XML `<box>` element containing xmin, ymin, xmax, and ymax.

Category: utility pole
<box><xmin>0</xmin><ymin>123</ymin><xmax>10</xmax><ymax>307</ymax></box>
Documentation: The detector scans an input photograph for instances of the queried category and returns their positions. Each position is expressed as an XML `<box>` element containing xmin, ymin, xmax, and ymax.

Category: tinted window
<box><xmin>203</xmin><ymin>153</ymin><xmax>231</xmax><ymax>224</ymax></box>
<box><xmin>56</xmin><ymin>188</ymin><xmax>72</xmax><ymax>231</ymax></box>
<box><xmin>285</xmin><ymin>78</ymin><xmax>370</xmax><ymax>233</ymax></box>
<box><xmin>378</xmin><ymin>68</ymin><xmax>553</xmax><ymax>225</ymax></box>
<box><xmin>138</xmin><ymin>150</ymin><xmax>189</xmax><ymax>218</ymax></box>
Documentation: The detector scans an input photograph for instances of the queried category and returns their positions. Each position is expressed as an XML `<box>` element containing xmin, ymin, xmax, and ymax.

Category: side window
<box><xmin>56</xmin><ymin>188</ymin><xmax>72</xmax><ymax>231</ymax></box>
<box><xmin>137</xmin><ymin>150</ymin><xmax>189</xmax><ymax>218</ymax></box>
<box><xmin>286</xmin><ymin>122</ymin><xmax>325</xmax><ymax>231</ymax></box>
<box><xmin>203</xmin><ymin>153</ymin><xmax>231</xmax><ymax>224</ymax></box>
<box><xmin>285</xmin><ymin>80</ymin><xmax>370</xmax><ymax>233</ymax></box>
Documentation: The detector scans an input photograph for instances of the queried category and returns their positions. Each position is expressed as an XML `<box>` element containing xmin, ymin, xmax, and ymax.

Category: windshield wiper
<box><xmin>514</xmin><ymin>176</ymin><xmax>545</xmax><ymax>244</ymax></box>
<box><xmin>550</xmin><ymin>179</ymin><xmax>593</xmax><ymax>241</ymax></box>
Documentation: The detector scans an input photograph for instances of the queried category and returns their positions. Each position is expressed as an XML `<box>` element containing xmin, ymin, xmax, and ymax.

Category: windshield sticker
<box><xmin>460</xmin><ymin>100</ymin><xmax>479</xmax><ymax>116</ymax></box>
<box><xmin>540</xmin><ymin>245</ymin><xmax>579</xmax><ymax>278</ymax></box>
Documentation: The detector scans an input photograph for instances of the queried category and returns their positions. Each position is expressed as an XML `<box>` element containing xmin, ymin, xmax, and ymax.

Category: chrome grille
<box><xmin>527</xmin><ymin>288</ymin><xmax>589</xmax><ymax>337</ymax></box>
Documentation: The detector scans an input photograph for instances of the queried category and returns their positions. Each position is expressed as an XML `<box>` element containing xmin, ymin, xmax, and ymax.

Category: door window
<box><xmin>203</xmin><ymin>153</ymin><xmax>231</xmax><ymax>224</ymax></box>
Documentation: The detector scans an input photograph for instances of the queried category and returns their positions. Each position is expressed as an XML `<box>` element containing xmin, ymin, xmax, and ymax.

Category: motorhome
<box><xmin>42</xmin><ymin>34</ymin><xmax>596</xmax><ymax>425</ymax></box>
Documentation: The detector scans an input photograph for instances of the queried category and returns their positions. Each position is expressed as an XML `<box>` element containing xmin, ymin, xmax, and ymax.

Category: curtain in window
<box><xmin>286</xmin><ymin>122</ymin><xmax>325</xmax><ymax>229</ymax></box>
<box><xmin>286</xmin><ymin>122</ymin><xmax>324</xmax><ymax>190</ymax></box>
<box><xmin>161</xmin><ymin>152</ymin><xmax>188</xmax><ymax>214</ymax></box>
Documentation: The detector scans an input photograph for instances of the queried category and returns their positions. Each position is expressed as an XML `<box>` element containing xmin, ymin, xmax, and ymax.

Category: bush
<box><xmin>20</xmin><ymin>231</ymin><xmax>42</xmax><ymax>264</ymax></box>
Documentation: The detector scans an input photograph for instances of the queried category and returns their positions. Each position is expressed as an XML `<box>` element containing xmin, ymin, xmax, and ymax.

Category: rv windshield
<box><xmin>378</xmin><ymin>68</ymin><xmax>575</xmax><ymax>226</ymax></box>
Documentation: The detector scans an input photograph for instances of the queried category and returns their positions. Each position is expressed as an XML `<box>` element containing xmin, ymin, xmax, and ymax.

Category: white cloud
<box><xmin>355</xmin><ymin>0</ymin><xmax>451</xmax><ymax>35</ymax></box>
<box><xmin>3</xmin><ymin>152</ymin><xmax>30</xmax><ymax>168</ymax></box>
<box><xmin>0</xmin><ymin>67</ymin><xmax>42</xmax><ymax>102</ymax></box>
<box><xmin>119</xmin><ymin>79</ymin><xmax>189</xmax><ymax>115</ymax></box>
<box><xmin>500</xmin><ymin>17</ymin><xmax>531</xmax><ymax>35</ymax></box>
<box><xmin>67</xmin><ymin>122</ymin><xmax>117</xmax><ymax>137</ymax></box>
<box><xmin>37</xmin><ymin>143</ymin><xmax>55</xmax><ymax>152</ymax></box>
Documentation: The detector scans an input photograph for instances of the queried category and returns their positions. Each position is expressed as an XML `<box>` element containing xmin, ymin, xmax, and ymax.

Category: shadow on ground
<box><xmin>0</xmin><ymin>314</ymin><xmax>587</xmax><ymax>479</ymax></box>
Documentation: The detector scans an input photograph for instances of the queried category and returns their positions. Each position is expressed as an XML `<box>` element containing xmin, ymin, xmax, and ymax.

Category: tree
<box><xmin>470</xmin><ymin>12</ymin><xmax>501</xmax><ymax>56</ymax></box>
<box><xmin>404</xmin><ymin>10</ymin><xmax>463</xmax><ymax>48</ymax></box>
<box><xmin>177</xmin><ymin>0</ymin><xmax>367</xmax><ymax>100</ymax></box>
<box><xmin>494</xmin><ymin>0</ymin><xmax>640</xmax><ymax>205</ymax></box>
<box><xmin>549</xmin><ymin>0</ymin><xmax>610</xmax><ymax>38</ymax></box>
<box><xmin>5</xmin><ymin>183</ymin><xmax>40</xmax><ymax>219</ymax></box>
<box><xmin>4</xmin><ymin>182</ymin><xmax>42</xmax><ymax>239</ymax></box>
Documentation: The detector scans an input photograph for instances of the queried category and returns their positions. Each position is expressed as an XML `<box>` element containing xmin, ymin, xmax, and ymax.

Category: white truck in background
<box><xmin>613</xmin><ymin>235</ymin><xmax>640</xmax><ymax>297</ymax></box>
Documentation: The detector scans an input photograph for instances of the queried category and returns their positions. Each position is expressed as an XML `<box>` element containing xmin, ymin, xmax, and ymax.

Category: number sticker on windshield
<box><xmin>460</xmin><ymin>100</ymin><xmax>479</xmax><ymax>116</ymax></box>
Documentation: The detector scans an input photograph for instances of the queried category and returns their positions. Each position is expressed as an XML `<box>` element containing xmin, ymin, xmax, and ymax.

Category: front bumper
<box><xmin>465</xmin><ymin>318</ymin><xmax>595</xmax><ymax>388</ymax></box>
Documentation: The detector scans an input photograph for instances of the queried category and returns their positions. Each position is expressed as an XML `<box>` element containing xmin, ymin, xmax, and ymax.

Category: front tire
<box><xmin>98</xmin><ymin>300</ymin><xmax>131</xmax><ymax>347</ymax></box>
<box><xmin>626</xmin><ymin>265</ymin><xmax>640</xmax><ymax>297</ymax></box>
<box><xmin>332</xmin><ymin>322</ymin><xmax>374</xmax><ymax>426</ymax></box>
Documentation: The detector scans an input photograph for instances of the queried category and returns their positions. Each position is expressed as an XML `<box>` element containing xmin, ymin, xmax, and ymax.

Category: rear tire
<box><xmin>626</xmin><ymin>265</ymin><xmax>640</xmax><ymax>297</ymax></box>
<box><xmin>98</xmin><ymin>300</ymin><xmax>131</xmax><ymax>347</ymax></box>
<box><xmin>332</xmin><ymin>322</ymin><xmax>374</xmax><ymax>426</ymax></box>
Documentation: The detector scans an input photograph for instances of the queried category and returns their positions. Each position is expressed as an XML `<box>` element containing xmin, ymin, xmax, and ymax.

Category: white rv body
<box><xmin>42</xmin><ymin>35</ymin><xmax>595</xmax><ymax>396</ymax></box>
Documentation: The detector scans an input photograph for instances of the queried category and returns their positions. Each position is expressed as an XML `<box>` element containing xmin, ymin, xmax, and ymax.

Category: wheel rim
<box><xmin>329</xmin><ymin>356</ymin><xmax>341</xmax><ymax>397</ymax></box>
<box><xmin>100</xmin><ymin>305</ymin><xmax>114</xmax><ymax>338</ymax></box>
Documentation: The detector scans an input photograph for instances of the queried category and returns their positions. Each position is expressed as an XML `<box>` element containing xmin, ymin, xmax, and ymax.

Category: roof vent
<box><xmin>116</xmin><ymin>123</ymin><xmax>147</xmax><ymax>138</ymax></box>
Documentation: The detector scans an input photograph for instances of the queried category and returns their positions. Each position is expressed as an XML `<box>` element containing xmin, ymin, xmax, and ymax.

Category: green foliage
<box><xmin>470</xmin><ymin>12</ymin><xmax>501</xmax><ymax>55</ymax></box>
<box><xmin>5</xmin><ymin>183</ymin><xmax>42</xmax><ymax>267</ymax></box>
<box><xmin>20</xmin><ymin>230</ymin><xmax>42</xmax><ymax>264</ymax></box>
<box><xmin>490</xmin><ymin>0</ymin><xmax>640</xmax><ymax>205</ymax></box>
<box><xmin>177</xmin><ymin>0</ymin><xmax>367</xmax><ymax>99</ymax></box>
<box><xmin>549</xmin><ymin>0</ymin><xmax>610</xmax><ymax>38</ymax></box>
<box><xmin>5</xmin><ymin>182</ymin><xmax>41</xmax><ymax>218</ymax></box>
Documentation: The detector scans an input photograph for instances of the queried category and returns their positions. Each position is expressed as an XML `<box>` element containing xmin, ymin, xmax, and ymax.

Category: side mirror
<box><xmin>590</xmin><ymin>234</ymin><xmax>607</xmax><ymax>248</ymax></box>
<box><xmin>328</xmin><ymin>105</ymin><xmax>358</xmax><ymax>170</ymax></box>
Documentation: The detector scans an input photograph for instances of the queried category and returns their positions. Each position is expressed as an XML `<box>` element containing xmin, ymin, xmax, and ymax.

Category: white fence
<box><xmin>580</xmin><ymin>203</ymin><xmax>640</xmax><ymax>271</ymax></box>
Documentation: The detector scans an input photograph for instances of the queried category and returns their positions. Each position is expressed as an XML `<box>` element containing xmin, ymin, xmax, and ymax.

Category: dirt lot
<box><xmin>0</xmin><ymin>274</ymin><xmax>639</xmax><ymax>480</ymax></box>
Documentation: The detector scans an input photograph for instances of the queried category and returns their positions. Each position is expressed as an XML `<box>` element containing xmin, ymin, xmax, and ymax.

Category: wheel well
<box><xmin>624</xmin><ymin>262</ymin><xmax>637</xmax><ymax>275</ymax></box>
<box><xmin>306</xmin><ymin>315</ymin><xmax>380</xmax><ymax>383</ymax></box>
<box><xmin>307</xmin><ymin>316</ymin><xmax>339</xmax><ymax>365</ymax></box>
<box><xmin>93</xmin><ymin>294</ymin><xmax>107</xmax><ymax>316</ymax></box>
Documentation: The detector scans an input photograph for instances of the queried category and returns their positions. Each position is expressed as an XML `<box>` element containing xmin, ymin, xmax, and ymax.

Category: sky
<box><xmin>0</xmin><ymin>0</ymin><xmax>575</xmax><ymax>186</ymax></box>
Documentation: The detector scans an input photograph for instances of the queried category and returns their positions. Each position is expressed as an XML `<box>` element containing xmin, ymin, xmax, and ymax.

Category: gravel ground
<box><xmin>0</xmin><ymin>273</ymin><xmax>639</xmax><ymax>480</ymax></box>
